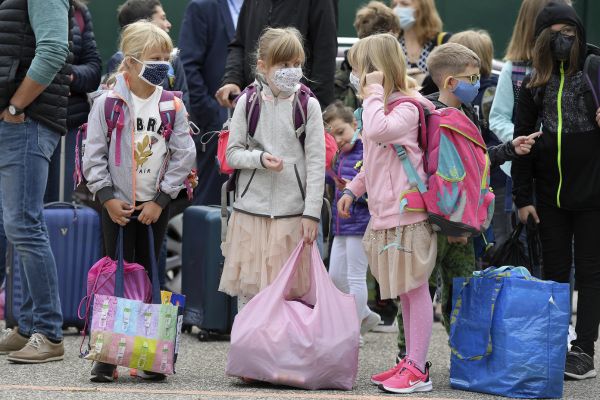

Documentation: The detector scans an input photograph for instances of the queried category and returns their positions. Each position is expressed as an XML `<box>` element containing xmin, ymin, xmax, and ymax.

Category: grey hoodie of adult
<box><xmin>227</xmin><ymin>80</ymin><xmax>325</xmax><ymax>221</ymax></box>
<box><xmin>83</xmin><ymin>74</ymin><xmax>196</xmax><ymax>207</ymax></box>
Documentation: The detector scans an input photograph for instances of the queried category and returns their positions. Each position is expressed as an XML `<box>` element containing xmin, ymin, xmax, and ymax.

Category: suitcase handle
<box><xmin>44</xmin><ymin>201</ymin><xmax>83</xmax><ymax>209</ymax></box>
<box><xmin>44</xmin><ymin>202</ymin><xmax>82</xmax><ymax>223</ymax></box>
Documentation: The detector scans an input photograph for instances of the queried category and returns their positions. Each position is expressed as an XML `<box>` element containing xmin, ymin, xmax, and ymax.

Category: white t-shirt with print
<box><xmin>130</xmin><ymin>87</ymin><xmax>168</xmax><ymax>202</ymax></box>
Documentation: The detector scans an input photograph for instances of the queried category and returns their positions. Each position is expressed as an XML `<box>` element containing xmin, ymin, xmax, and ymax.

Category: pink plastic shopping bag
<box><xmin>226</xmin><ymin>242</ymin><xmax>360</xmax><ymax>390</ymax></box>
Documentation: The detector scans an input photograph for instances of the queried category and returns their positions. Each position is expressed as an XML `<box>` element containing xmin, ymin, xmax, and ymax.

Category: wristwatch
<box><xmin>8</xmin><ymin>104</ymin><xmax>24</xmax><ymax>116</ymax></box>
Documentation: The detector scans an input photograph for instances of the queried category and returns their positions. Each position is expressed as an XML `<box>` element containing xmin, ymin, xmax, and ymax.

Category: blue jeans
<box><xmin>0</xmin><ymin>119</ymin><xmax>63</xmax><ymax>341</ymax></box>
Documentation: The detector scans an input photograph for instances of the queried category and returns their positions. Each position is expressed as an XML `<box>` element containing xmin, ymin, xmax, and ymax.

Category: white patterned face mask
<box><xmin>349</xmin><ymin>72</ymin><xmax>360</xmax><ymax>92</ymax></box>
<box><xmin>271</xmin><ymin>67</ymin><xmax>303</xmax><ymax>92</ymax></box>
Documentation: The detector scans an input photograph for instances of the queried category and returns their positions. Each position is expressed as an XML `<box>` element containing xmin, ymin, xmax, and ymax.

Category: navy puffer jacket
<box><xmin>330</xmin><ymin>140</ymin><xmax>370</xmax><ymax>236</ymax></box>
<box><xmin>68</xmin><ymin>3</ymin><xmax>101</xmax><ymax>128</ymax></box>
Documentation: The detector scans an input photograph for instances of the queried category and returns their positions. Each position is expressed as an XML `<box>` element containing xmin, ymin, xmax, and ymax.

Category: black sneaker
<box><xmin>137</xmin><ymin>370</ymin><xmax>167</xmax><ymax>381</ymax></box>
<box><xmin>565</xmin><ymin>346</ymin><xmax>597</xmax><ymax>380</ymax></box>
<box><xmin>90</xmin><ymin>362</ymin><xmax>117</xmax><ymax>383</ymax></box>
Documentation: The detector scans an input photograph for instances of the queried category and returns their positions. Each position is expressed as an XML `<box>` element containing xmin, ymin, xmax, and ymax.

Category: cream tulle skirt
<box><xmin>219</xmin><ymin>211</ymin><xmax>311</xmax><ymax>298</ymax></box>
<box><xmin>363</xmin><ymin>220</ymin><xmax>437</xmax><ymax>299</ymax></box>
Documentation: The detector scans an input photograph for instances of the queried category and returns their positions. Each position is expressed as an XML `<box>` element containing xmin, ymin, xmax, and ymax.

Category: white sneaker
<box><xmin>361</xmin><ymin>312</ymin><xmax>382</xmax><ymax>335</ymax></box>
<box><xmin>359</xmin><ymin>335</ymin><xmax>365</xmax><ymax>347</ymax></box>
<box><xmin>568</xmin><ymin>325</ymin><xmax>577</xmax><ymax>350</ymax></box>
<box><xmin>372</xmin><ymin>317</ymin><xmax>398</xmax><ymax>333</ymax></box>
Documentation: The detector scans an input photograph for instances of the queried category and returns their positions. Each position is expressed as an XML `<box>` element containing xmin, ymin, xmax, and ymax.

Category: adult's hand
<box><xmin>518</xmin><ymin>205</ymin><xmax>540</xmax><ymax>224</ymax></box>
<box><xmin>216</xmin><ymin>84</ymin><xmax>241</xmax><ymax>108</ymax></box>
<box><xmin>0</xmin><ymin>109</ymin><xmax>25</xmax><ymax>124</ymax></box>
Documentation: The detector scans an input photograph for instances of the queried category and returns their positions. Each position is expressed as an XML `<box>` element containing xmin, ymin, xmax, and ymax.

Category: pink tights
<box><xmin>399</xmin><ymin>282</ymin><xmax>433</xmax><ymax>372</ymax></box>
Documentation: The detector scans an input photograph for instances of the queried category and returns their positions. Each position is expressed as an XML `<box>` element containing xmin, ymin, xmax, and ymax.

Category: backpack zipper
<box><xmin>556</xmin><ymin>61</ymin><xmax>565</xmax><ymax>208</ymax></box>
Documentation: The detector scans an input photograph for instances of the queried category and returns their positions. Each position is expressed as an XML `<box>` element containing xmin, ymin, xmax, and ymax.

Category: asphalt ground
<box><xmin>0</xmin><ymin>322</ymin><xmax>597</xmax><ymax>400</ymax></box>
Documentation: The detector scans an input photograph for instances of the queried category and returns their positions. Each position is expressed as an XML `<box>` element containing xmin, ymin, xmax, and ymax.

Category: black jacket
<box><xmin>512</xmin><ymin>44</ymin><xmax>600</xmax><ymax>211</ymax></box>
<box><xmin>221</xmin><ymin>0</ymin><xmax>337</xmax><ymax>107</ymax></box>
<box><xmin>0</xmin><ymin>0</ymin><xmax>72</xmax><ymax>134</ymax></box>
<box><xmin>68</xmin><ymin>3</ymin><xmax>101</xmax><ymax>129</ymax></box>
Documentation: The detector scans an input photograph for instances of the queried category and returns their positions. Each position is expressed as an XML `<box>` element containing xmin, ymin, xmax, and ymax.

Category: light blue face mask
<box><xmin>394</xmin><ymin>6</ymin><xmax>416</xmax><ymax>30</ymax></box>
<box><xmin>452</xmin><ymin>79</ymin><xmax>481</xmax><ymax>105</ymax></box>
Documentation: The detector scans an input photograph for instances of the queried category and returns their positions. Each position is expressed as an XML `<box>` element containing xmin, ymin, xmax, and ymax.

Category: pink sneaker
<box><xmin>380</xmin><ymin>360</ymin><xmax>432</xmax><ymax>394</ymax></box>
<box><xmin>370</xmin><ymin>356</ymin><xmax>406</xmax><ymax>385</ymax></box>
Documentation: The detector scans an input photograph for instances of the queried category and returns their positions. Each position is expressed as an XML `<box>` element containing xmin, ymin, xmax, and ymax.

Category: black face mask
<box><xmin>551</xmin><ymin>32</ymin><xmax>575</xmax><ymax>61</ymax></box>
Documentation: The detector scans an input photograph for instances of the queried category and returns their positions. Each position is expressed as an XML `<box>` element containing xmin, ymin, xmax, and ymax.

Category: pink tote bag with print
<box><xmin>226</xmin><ymin>242</ymin><xmax>360</xmax><ymax>390</ymax></box>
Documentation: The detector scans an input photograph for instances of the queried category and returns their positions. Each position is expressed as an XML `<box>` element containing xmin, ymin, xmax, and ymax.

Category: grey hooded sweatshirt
<box><xmin>83</xmin><ymin>74</ymin><xmax>196</xmax><ymax>207</ymax></box>
<box><xmin>227</xmin><ymin>80</ymin><xmax>325</xmax><ymax>221</ymax></box>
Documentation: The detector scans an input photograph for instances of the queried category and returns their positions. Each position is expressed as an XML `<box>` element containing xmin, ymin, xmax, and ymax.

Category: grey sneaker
<box><xmin>7</xmin><ymin>333</ymin><xmax>64</xmax><ymax>364</ymax></box>
<box><xmin>0</xmin><ymin>328</ymin><xmax>29</xmax><ymax>355</ymax></box>
<box><xmin>565</xmin><ymin>346</ymin><xmax>597</xmax><ymax>380</ymax></box>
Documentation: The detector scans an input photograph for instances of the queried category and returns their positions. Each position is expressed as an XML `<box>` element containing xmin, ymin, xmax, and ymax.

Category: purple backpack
<box><xmin>74</xmin><ymin>90</ymin><xmax>196</xmax><ymax>199</ymax></box>
<box><xmin>220</xmin><ymin>83</ymin><xmax>314</xmax><ymax>191</ymax></box>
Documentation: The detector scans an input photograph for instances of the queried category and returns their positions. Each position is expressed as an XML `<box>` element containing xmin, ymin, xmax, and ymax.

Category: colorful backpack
<box><xmin>387</xmin><ymin>98</ymin><xmax>494</xmax><ymax>237</ymax></box>
<box><xmin>74</xmin><ymin>90</ymin><xmax>197</xmax><ymax>200</ymax></box>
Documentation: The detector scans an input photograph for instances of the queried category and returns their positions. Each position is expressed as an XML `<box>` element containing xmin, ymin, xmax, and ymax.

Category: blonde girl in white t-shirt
<box><xmin>82</xmin><ymin>21</ymin><xmax>196</xmax><ymax>383</ymax></box>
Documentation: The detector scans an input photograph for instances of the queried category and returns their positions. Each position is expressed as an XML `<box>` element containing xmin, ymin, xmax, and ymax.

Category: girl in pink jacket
<box><xmin>338</xmin><ymin>33</ymin><xmax>437</xmax><ymax>395</ymax></box>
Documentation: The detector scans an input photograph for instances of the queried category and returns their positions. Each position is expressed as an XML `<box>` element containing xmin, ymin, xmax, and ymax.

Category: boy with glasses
<box><xmin>422</xmin><ymin>43</ymin><xmax>540</xmax><ymax>336</ymax></box>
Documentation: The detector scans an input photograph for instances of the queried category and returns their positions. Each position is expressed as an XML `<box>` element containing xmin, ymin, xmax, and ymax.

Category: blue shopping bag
<box><xmin>449</xmin><ymin>267</ymin><xmax>570</xmax><ymax>399</ymax></box>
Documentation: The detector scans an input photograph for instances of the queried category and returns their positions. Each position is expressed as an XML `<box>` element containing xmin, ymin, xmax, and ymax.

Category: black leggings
<box><xmin>537</xmin><ymin>204</ymin><xmax>600</xmax><ymax>356</ymax></box>
<box><xmin>101</xmin><ymin>203</ymin><xmax>170</xmax><ymax>283</ymax></box>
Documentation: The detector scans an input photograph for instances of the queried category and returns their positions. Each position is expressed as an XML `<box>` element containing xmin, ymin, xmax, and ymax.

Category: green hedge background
<box><xmin>88</xmin><ymin>0</ymin><xmax>600</xmax><ymax>70</ymax></box>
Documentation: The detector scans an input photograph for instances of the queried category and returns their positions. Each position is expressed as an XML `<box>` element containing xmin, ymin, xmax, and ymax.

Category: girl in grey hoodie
<box><xmin>218</xmin><ymin>28</ymin><xmax>325</xmax><ymax>310</ymax></box>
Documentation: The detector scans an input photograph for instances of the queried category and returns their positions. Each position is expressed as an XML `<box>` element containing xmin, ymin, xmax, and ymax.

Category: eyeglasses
<box><xmin>452</xmin><ymin>73</ymin><xmax>481</xmax><ymax>85</ymax></box>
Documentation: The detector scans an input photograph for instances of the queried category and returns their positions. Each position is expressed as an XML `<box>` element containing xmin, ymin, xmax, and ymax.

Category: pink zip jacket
<box><xmin>346</xmin><ymin>84</ymin><xmax>435</xmax><ymax>231</ymax></box>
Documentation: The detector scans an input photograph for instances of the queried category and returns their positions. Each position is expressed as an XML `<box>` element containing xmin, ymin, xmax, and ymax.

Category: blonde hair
<box><xmin>449</xmin><ymin>30</ymin><xmax>494</xmax><ymax>77</ymax></box>
<box><xmin>256</xmin><ymin>27</ymin><xmax>305</xmax><ymax>69</ymax></box>
<box><xmin>392</xmin><ymin>0</ymin><xmax>443</xmax><ymax>45</ymax></box>
<box><xmin>427</xmin><ymin>42</ymin><xmax>481</xmax><ymax>87</ymax></box>
<box><xmin>348</xmin><ymin>33</ymin><xmax>417</xmax><ymax>109</ymax></box>
<box><xmin>107</xmin><ymin>21</ymin><xmax>173</xmax><ymax>85</ymax></box>
<box><xmin>354</xmin><ymin>1</ymin><xmax>401</xmax><ymax>39</ymax></box>
<box><xmin>504</xmin><ymin>0</ymin><xmax>569</xmax><ymax>61</ymax></box>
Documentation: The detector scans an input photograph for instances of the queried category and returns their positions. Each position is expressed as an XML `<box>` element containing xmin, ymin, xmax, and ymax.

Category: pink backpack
<box><xmin>388</xmin><ymin>98</ymin><xmax>494</xmax><ymax>237</ymax></box>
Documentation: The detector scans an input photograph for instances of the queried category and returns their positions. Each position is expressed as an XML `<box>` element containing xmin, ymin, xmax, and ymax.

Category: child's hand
<box><xmin>135</xmin><ymin>201</ymin><xmax>163</xmax><ymax>225</ymax></box>
<box><xmin>301</xmin><ymin>218</ymin><xmax>319</xmax><ymax>244</ymax></box>
<box><xmin>105</xmin><ymin>199</ymin><xmax>134</xmax><ymax>226</ymax></box>
<box><xmin>337</xmin><ymin>194</ymin><xmax>354</xmax><ymax>219</ymax></box>
<box><xmin>261</xmin><ymin>153</ymin><xmax>284</xmax><ymax>172</ymax></box>
<box><xmin>447</xmin><ymin>236</ymin><xmax>468</xmax><ymax>245</ymax></box>
<box><xmin>512</xmin><ymin>131</ymin><xmax>542</xmax><ymax>155</ymax></box>
<box><xmin>365</xmin><ymin>71</ymin><xmax>384</xmax><ymax>86</ymax></box>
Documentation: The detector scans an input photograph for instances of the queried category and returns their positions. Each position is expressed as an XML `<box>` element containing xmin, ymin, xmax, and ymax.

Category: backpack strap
<box><xmin>158</xmin><ymin>90</ymin><xmax>179</xmax><ymax>141</ymax></box>
<box><xmin>437</xmin><ymin>32</ymin><xmax>449</xmax><ymax>47</ymax></box>
<box><xmin>584</xmin><ymin>53</ymin><xmax>600</xmax><ymax>109</ymax></box>
<box><xmin>387</xmin><ymin>98</ymin><xmax>429</xmax><ymax>193</ymax></box>
<box><xmin>104</xmin><ymin>95</ymin><xmax>125</xmax><ymax>166</ymax></box>
<box><xmin>243</xmin><ymin>84</ymin><xmax>261</xmax><ymax>137</ymax></box>
<box><xmin>294</xmin><ymin>83</ymin><xmax>314</xmax><ymax>148</ymax></box>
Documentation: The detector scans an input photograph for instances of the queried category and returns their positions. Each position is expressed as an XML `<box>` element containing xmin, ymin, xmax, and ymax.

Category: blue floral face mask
<box><xmin>132</xmin><ymin>57</ymin><xmax>170</xmax><ymax>86</ymax></box>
